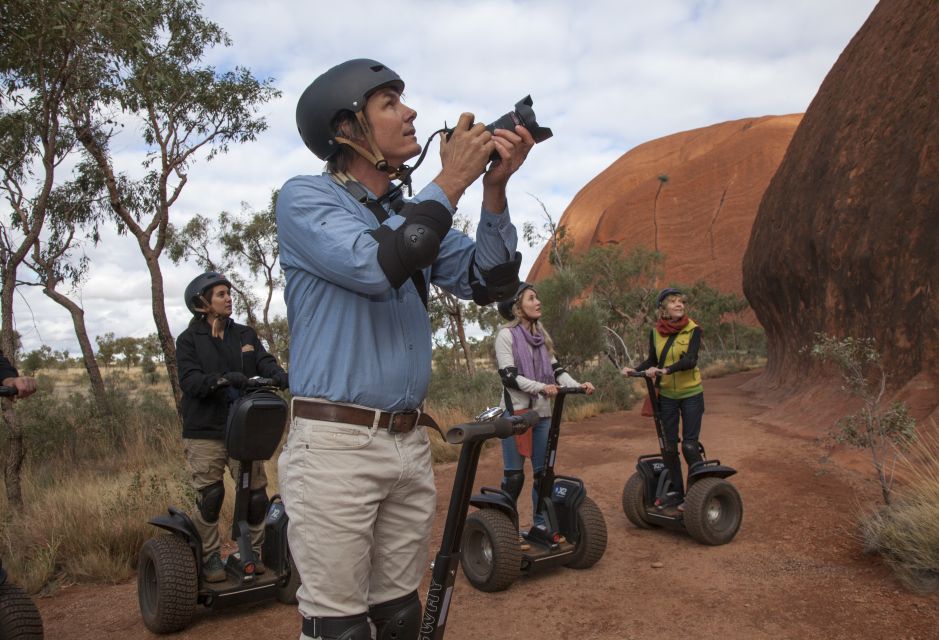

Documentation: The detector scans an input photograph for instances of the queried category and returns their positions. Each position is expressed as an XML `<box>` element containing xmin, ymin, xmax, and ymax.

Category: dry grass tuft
<box><xmin>858</xmin><ymin>422</ymin><xmax>939</xmax><ymax>593</ymax></box>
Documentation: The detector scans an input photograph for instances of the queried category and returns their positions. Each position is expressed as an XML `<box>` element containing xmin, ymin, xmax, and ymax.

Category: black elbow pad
<box><xmin>470</xmin><ymin>251</ymin><xmax>522</xmax><ymax>305</ymax></box>
<box><xmin>371</xmin><ymin>201</ymin><xmax>453</xmax><ymax>288</ymax></box>
<box><xmin>499</xmin><ymin>366</ymin><xmax>521</xmax><ymax>389</ymax></box>
<box><xmin>552</xmin><ymin>362</ymin><xmax>568</xmax><ymax>381</ymax></box>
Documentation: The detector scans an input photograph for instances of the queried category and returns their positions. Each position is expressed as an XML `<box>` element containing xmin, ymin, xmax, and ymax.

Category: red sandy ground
<box><xmin>36</xmin><ymin>370</ymin><xmax>939</xmax><ymax>639</ymax></box>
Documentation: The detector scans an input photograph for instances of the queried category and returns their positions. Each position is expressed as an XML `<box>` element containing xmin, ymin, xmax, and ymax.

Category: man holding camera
<box><xmin>276</xmin><ymin>58</ymin><xmax>534</xmax><ymax>640</ymax></box>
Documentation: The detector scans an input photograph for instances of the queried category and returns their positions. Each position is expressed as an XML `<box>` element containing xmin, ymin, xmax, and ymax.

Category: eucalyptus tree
<box><xmin>23</xmin><ymin>164</ymin><xmax>111</xmax><ymax>414</ymax></box>
<box><xmin>0</xmin><ymin>0</ymin><xmax>126</xmax><ymax>507</ymax></box>
<box><xmin>63</xmin><ymin>0</ymin><xmax>280</xmax><ymax>407</ymax></box>
<box><xmin>217</xmin><ymin>191</ymin><xmax>283</xmax><ymax>356</ymax></box>
<box><xmin>166</xmin><ymin>213</ymin><xmax>261</xmax><ymax>327</ymax></box>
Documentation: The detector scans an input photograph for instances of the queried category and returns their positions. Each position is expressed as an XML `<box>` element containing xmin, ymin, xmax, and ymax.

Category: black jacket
<box><xmin>176</xmin><ymin>319</ymin><xmax>286</xmax><ymax>440</ymax></box>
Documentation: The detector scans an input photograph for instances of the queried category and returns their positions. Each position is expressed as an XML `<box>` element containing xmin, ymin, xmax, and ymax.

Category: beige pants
<box><xmin>183</xmin><ymin>437</ymin><xmax>268</xmax><ymax>556</ymax></box>
<box><xmin>278</xmin><ymin>415</ymin><xmax>436</xmax><ymax>624</ymax></box>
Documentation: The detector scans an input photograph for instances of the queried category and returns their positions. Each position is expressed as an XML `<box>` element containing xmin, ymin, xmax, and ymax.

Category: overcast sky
<box><xmin>11</xmin><ymin>0</ymin><xmax>879</xmax><ymax>355</ymax></box>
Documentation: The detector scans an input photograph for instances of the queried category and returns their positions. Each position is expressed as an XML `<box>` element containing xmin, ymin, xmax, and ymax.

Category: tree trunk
<box><xmin>42</xmin><ymin>287</ymin><xmax>110</xmax><ymax>415</ymax></box>
<box><xmin>143</xmin><ymin>247</ymin><xmax>182</xmax><ymax>411</ymax></box>
<box><xmin>1</xmin><ymin>268</ymin><xmax>24</xmax><ymax>509</ymax></box>
<box><xmin>1</xmin><ymin>400</ymin><xmax>25</xmax><ymax>510</ymax></box>
<box><xmin>450</xmin><ymin>307</ymin><xmax>476</xmax><ymax>376</ymax></box>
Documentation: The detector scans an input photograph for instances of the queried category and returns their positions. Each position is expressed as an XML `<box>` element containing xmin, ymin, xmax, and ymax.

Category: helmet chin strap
<box><xmin>334</xmin><ymin>114</ymin><xmax>451</xmax><ymax>201</ymax></box>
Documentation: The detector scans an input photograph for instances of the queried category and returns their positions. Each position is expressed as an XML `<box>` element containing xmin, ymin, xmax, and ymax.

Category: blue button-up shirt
<box><xmin>276</xmin><ymin>173</ymin><xmax>518</xmax><ymax>412</ymax></box>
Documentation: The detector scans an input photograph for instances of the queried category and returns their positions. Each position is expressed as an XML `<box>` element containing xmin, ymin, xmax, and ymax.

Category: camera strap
<box><xmin>330</xmin><ymin>171</ymin><xmax>429</xmax><ymax>309</ymax></box>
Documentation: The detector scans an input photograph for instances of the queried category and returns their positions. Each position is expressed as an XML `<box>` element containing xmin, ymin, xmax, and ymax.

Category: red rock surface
<box><xmin>742</xmin><ymin>0</ymin><xmax>939</xmax><ymax>423</ymax></box>
<box><xmin>528</xmin><ymin>115</ymin><xmax>801</xmax><ymax>305</ymax></box>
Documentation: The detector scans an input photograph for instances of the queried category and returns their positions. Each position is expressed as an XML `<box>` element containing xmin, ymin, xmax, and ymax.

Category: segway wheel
<box><xmin>137</xmin><ymin>535</ymin><xmax>198</xmax><ymax>634</ymax></box>
<box><xmin>0</xmin><ymin>581</ymin><xmax>44</xmax><ymax>639</ymax></box>
<box><xmin>275</xmin><ymin>548</ymin><xmax>301</xmax><ymax>605</ymax></box>
<box><xmin>460</xmin><ymin>509</ymin><xmax>521</xmax><ymax>592</ymax></box>
<box><xmin>683</xmin><ymin>477</ymin><xmax>743</xmax><ymax>546</ymax></box>
<box><xmin>565</xmin><ymin>496</ymin><xmax>607</xmax><ymax>570</ymax></box>
<box><xmin>621</xmin><ymin>472</ymin><xmax>656</xmax><ymax>529</ymax></box>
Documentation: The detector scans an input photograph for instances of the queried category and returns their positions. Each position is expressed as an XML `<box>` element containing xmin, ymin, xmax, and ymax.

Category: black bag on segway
<box><xmin>225</xmin><ymin>390</ymin><xmax>288</xmax><ymax>461</ymax></box>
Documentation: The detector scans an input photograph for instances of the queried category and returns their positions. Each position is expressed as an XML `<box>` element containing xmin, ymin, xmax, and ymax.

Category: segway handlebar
<box><xmin>0</xmin><ymin>385</ymin><xmax>16</xmax><ymax>397</ymax></box>
<box><xmin>624</xmin><ymin>371</ymin><xmax>654</xmax><ymax>378</ymax></box>
<box><xmin>556</xmin><ymin>386</ymin><xmax>586</xmax><ymax>395</ymax></box>
<box><xmin>445</xmin><ymin>409</ymin><xmax>539</xmax><ymax>445</ymax></box>
<box><xmin>246</xmin><ymin>376</ymin><xmax>274</xmax><ymax>388</ymax></box>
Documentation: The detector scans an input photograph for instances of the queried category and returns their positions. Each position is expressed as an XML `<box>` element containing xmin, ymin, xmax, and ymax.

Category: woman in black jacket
<box><xmin>176</xmin><ymin>271</ymin><xmax>288</xmax><ymax>582</ymax></box>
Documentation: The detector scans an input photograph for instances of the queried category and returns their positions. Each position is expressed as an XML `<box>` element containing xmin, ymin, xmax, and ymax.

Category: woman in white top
<box><xmin>495</xmin><ymin>283</ymin><xmax>595</xmax><ymax>527</ymax></box>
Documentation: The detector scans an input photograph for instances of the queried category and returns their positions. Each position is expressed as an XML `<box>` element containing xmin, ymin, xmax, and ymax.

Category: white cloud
<box><xmin>10</xmin><ymin>0</ymin><xmax>879</xmax><ymax>354</ymax></box>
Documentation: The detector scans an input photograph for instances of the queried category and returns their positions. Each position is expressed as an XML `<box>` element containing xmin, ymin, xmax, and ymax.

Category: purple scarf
<box><xmin>510</xmin><ymin>324</ymin><xmax>554</xmax><ymax>388</ymax></box>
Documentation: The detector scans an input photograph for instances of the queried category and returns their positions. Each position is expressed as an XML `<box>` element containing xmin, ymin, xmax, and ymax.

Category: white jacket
<box><xmin>495</xmin><ymin>326</ymin><xmax>580</xmax><ymax>418</ymax></box>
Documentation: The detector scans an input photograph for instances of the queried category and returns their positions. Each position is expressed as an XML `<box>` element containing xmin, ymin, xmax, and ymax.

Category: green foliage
<box><xmin>810</xmin><ymin>334</ymin><xmax>917</xmax><ymax>505</ymax></box>
<box><xmin>535</xmin><ymin>267</ymin><xmax>605</xmax><ymax>369</ymax></box>
<box><xmin>10</xmin><ymin>372</ymin><xmax>178</xmax><ymax>464</ymax></box>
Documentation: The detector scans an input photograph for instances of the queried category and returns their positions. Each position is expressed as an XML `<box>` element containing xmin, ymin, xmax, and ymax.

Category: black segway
<box><xmin>0</xmin><ymin>386</ymin><xmax>44</xmax><ymax>640</ymax></box>
<box><xmin>621</xmin><ymin>372</ymin><xmax>742</xmax><ymax>545</ymax></box>
<box><xmin>420</xmin><ymin>408</ymin><xmax>539</xmax><ymax>639</ymax></box>
<box><xmin>137</xmin><ymin>377</ymin><xmax>300</xmax><ymax>634</ymax></box>
<box><xmin>459</xmin><ymin>387</ymin><xmax>608</xmax><ymax>592</ymax></box>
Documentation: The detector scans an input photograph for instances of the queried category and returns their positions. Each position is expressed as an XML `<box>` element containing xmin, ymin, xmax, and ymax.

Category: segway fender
<box><xmin>148</xmin><ymin>508</ymin><xmax>202</xmax><ymax>563</ymax></box>
<box><xmin>469</xmin><ymin>488</ymin><xmax>518</xmax><ymax>526</ymax></box>
<box><xmin>688</xmin><ymin>462</ymin><xmax>737</xmax><ymax>482</ymax></box>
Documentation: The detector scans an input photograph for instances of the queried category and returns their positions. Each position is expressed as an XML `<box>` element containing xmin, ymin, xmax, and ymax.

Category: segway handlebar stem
<box><xmin>445</xmin><ymin>410</ymin><xmax>539</xmax><ymax>444</ymax></box>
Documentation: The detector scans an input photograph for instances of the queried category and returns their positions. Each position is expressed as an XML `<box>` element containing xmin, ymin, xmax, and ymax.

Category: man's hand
<box><xmin>482</xmin><ymin>125</ymin><xmax>535</xmax><ymax>213</ymax></box>
<box><xmin>2</xmin><ymin>376</ymin><xmax>37</xmax><ymax>399</ymax></box>
<box><xmin>433</xmin><ymin>112</ymin><xmax>495</xmax><ymax>206</ymax></box>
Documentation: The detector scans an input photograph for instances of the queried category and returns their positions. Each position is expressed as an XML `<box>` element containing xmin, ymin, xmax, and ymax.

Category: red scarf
<box><xmin>656</xmin><ymin>315</ymin><xmax>690</xmax><ymax>336</ymax></box>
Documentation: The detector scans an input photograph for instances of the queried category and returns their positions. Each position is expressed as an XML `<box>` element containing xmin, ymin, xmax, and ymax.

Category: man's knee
<box><xmin>247</xmin><ymin>488</ymin><xmax>269</xmax><ymax>525</ymax></box>
<box><xmin>302</xmin><ymin>613</ymin><xmax>371</xmax><ymax>640</ymax></box>
<box><xmin>369</xmin><ymin>590</ymin><xmax>421</xmax><ymax>640</ymax></box>
<box><xmin>501</xmin><ymin>470</ymin><xmax>524</xmax><ymax>502</ymax></box>
<box><xmin>197</xmin><ymin>481</ymin><xmax>224</xmax><ymax>523</ymax></box>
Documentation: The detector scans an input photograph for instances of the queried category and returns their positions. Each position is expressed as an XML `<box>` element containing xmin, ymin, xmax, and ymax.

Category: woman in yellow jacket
<box><xmin>622</xmin><ymin>287</ymin><xmax>703</xmax><ymax>509</ymax></box>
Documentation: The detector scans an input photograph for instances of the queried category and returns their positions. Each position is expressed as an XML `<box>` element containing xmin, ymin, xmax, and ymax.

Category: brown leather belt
<box><xmin>292</xmin><ymin>399</ymin><xmax>439</xmax><ymax>434</ymax></box>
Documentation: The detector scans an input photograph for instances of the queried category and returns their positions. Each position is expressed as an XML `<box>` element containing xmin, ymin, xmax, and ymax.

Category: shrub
<box><xmin>810</xmin><ymin>334</ymin><xmax>916</xmax><ymax>505</ymax></box>
<box><xmin>859</xmin><ymin>428</ymin><xmax>939</xmax><ymax>593</ymax></box>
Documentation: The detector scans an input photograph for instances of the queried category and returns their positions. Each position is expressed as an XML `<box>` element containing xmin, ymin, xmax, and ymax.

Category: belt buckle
<box><xmin>388</xmin><ymin>409</ymin><xmax>419</xmax><ymax>433</ymax></box>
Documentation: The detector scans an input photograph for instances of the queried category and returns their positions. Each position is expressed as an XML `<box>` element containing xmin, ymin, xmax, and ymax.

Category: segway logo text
<box><xmin>420</xmin><ymin>579</ymin><xmax>443</xmax><ymax>639</ymax></box>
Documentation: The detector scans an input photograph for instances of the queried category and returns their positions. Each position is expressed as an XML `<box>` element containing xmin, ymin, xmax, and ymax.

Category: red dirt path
<box><xmin>36</xmin><ymin>370</ymin><xmax>939</xmax><ymax>639</ymax></box>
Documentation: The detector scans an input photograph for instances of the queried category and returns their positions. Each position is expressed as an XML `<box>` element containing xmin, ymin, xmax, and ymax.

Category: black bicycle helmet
<box><xmin>185</xmin><ymin>272</ymin><xmax>231</xmax><ymax>315</ymax></box>
<box><xmin>656</xmin><ymin>287</ymin><xmax>684</xmax><ymax>308</ymax></box>
<box><xmin>296</xmin><ymin>59</ymin><xmax>405</xmax><ymax>160</ymax></box>
<box><xmin>497</xmin><ymin>282</ymin><xmax>536</xmax><ymax>321</ymax></box>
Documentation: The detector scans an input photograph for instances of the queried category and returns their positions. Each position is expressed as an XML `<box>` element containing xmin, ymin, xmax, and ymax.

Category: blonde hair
<box><xmin>501</xmin><ymin>296</ymin><xmax>556</xmax><ymax>356</ymax></box>
<box><xmin>657</xmin><ymin>292</ymin><xmax>688</xmax><ymax>320</ymax></box>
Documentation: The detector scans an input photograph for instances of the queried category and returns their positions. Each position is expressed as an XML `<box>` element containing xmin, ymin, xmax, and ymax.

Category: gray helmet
<box><xmin>185</xmin><ymin>272</ymin><xmax>231</xmax><ymax>315</ymax></box>
<box><xmin>656</xmin><ymin>287</ymin><xmax>684</xmax><ymax>308</ymax></box>
<box><xmin>497</xmin><ymin>282</ymin><xmax>536</xmax><ymax>321</ymax></box>
<box><xmin>296</xmin><ymin>58</ymin><xmax>405</xmax><ymax>160</ymax></box>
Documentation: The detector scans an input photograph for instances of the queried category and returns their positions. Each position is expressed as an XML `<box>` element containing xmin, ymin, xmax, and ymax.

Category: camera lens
<box><xmin>485</xmin><ymin>95</ymin><xmax>553</xmax><ymax>143</ymax></box>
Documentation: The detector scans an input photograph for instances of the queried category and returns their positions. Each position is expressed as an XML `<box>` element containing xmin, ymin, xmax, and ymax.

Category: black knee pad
<box><xmin>197</xmin><ymin>481</ymin><xmax>224</xmax><ymax>523</ymax></box>
<box><xmin>369</xmin><ymin>590</ymin><xmax>421</xmax><ymax>640</ymax></box>
<box><xmin>501</xmin><ymin>470</ymin><xmax>524</xmax><ymax>502</ymax></box>
<box><xmin>247</xmin><ymin>488</ymin><xmax>269</xmax><ymax>525</ymax></box>
<box><xmin>302</xmin><ymin>613</ymin><xmax>370</xmax><ymax>640</ymax></box>
<box><xmin>681</xmin><ymin>439</ymin><xmax>704</xmax><ymax>466</ymax></box>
